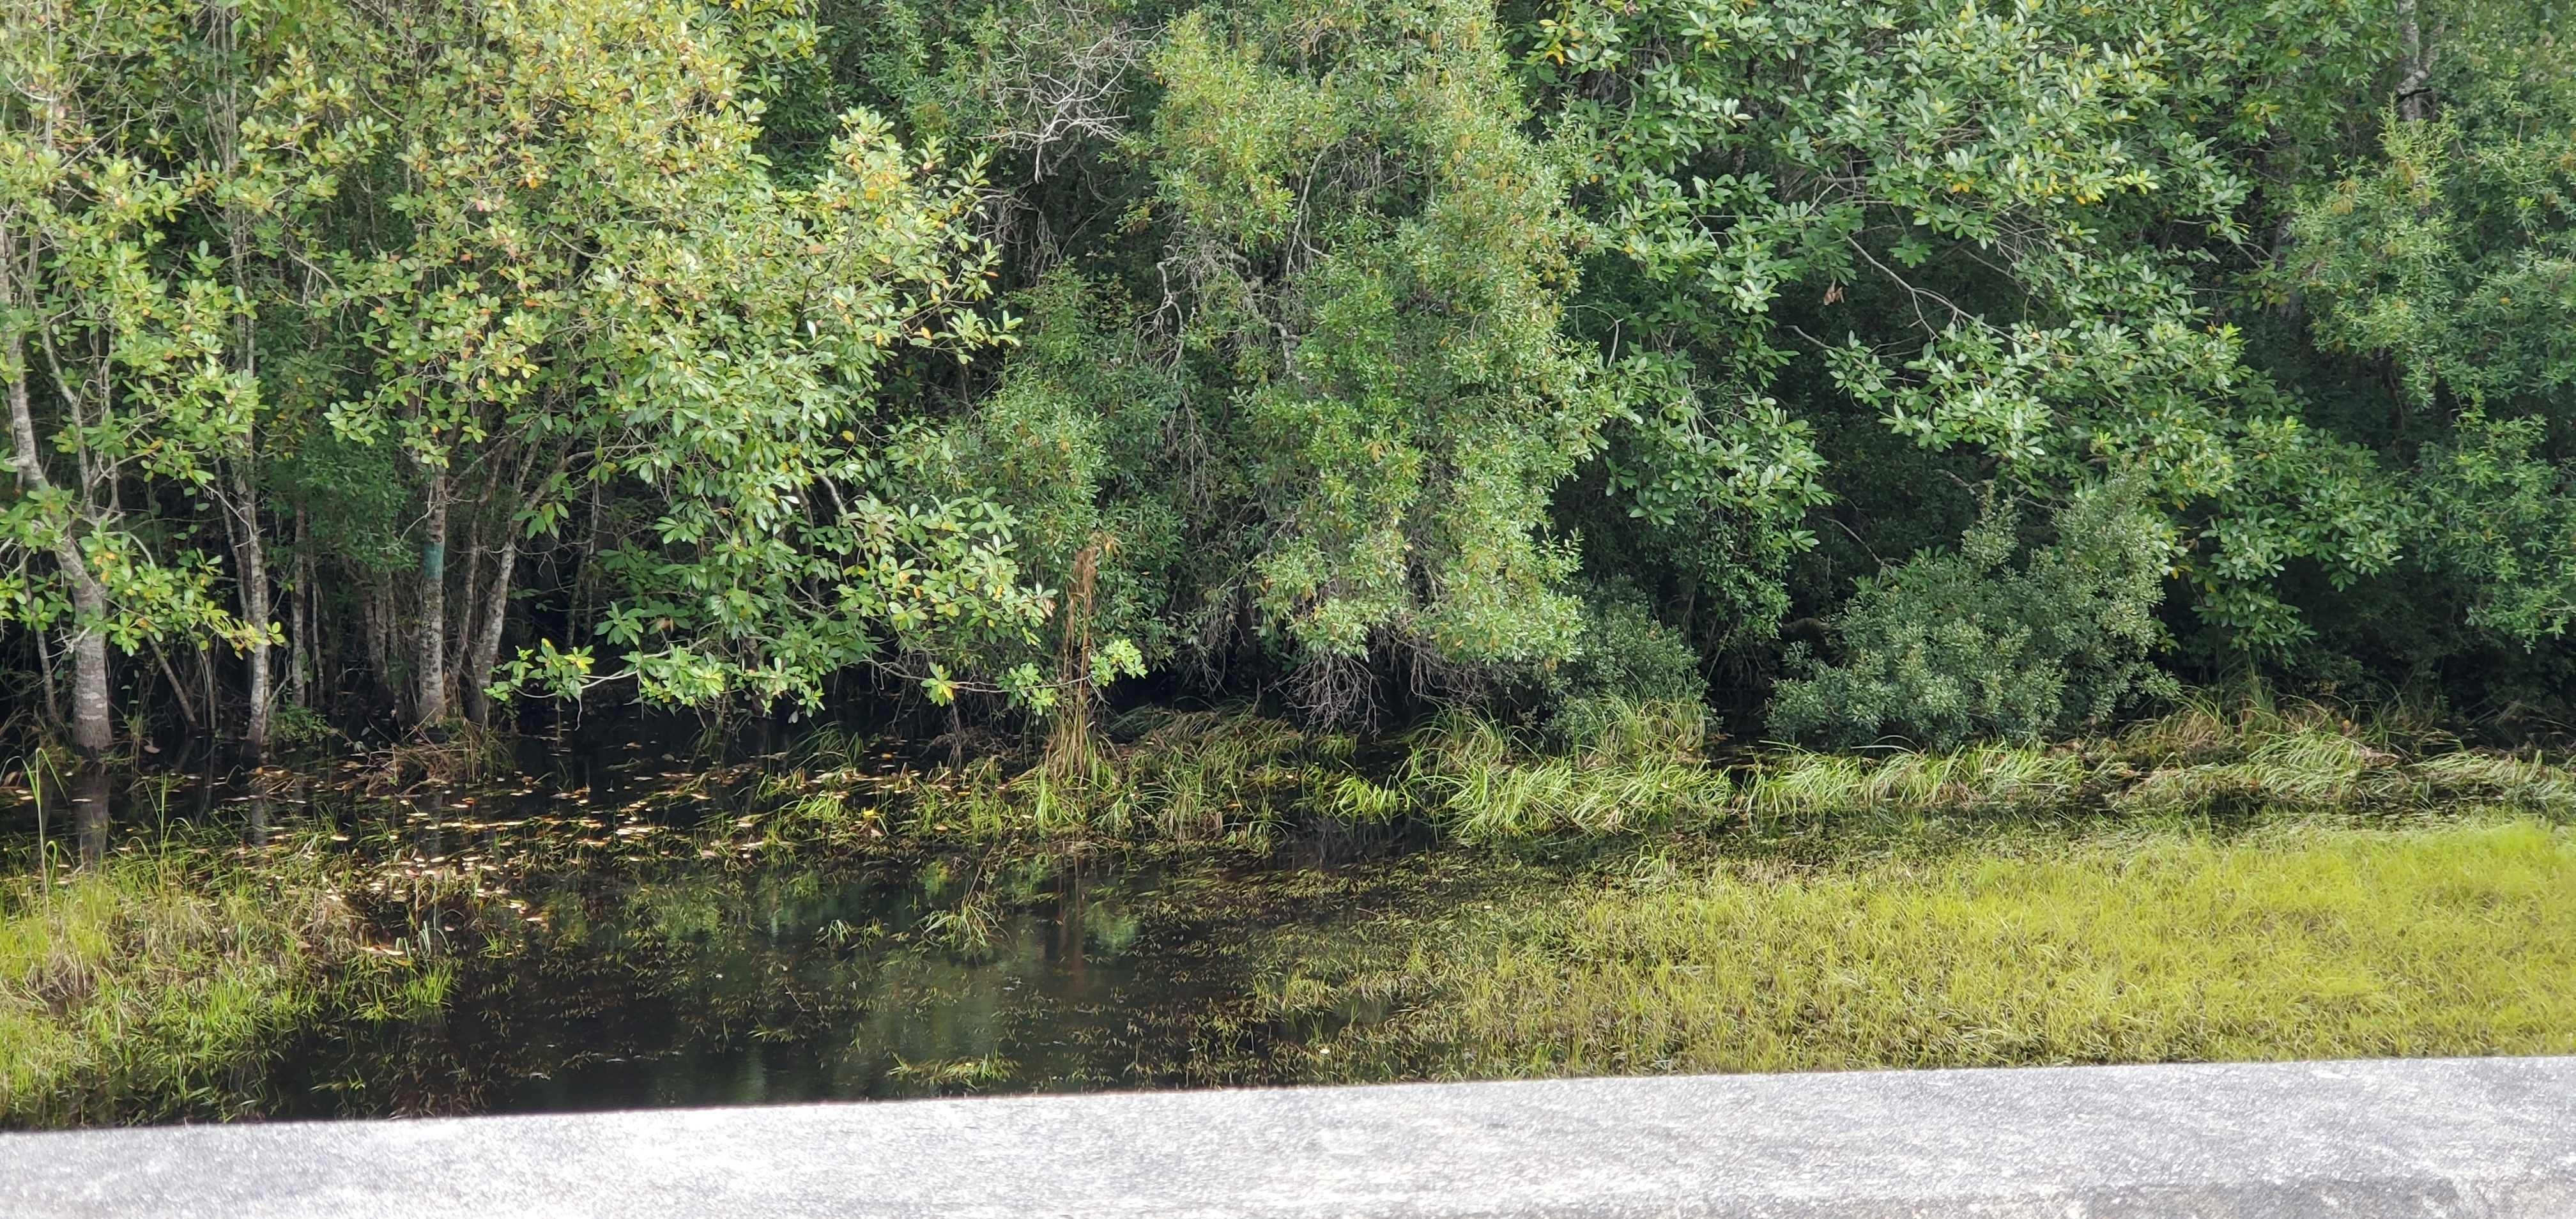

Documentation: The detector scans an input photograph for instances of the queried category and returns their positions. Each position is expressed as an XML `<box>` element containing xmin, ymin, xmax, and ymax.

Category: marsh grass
<box><xmin>14</xmin><ymin>697</ymin><xmax>2576</xmax><ymax>1124</ymax></box>
<box><xmin>1404</xmin><ymin>703</ymin><xmax>1730</xmax><ymax>838</ymax></box>
<box><xmin>1253</xmin><ymin>815</ymin><xmax>2576</xmax><ymax>1080</ymax></box>
<box><xmin>367</xmin><ymin>720</ymin><xmax>519</xmax><ymax>790</ymax></box>
<box><xmin>1740</xmin><ymin>745</ymin><xmax>2090</xmax><ymax>824</ymax></box>
<box><xmin>756</xmin><ymin>700</ymin><xmax>1733</xmax><ymax>845</ymax></box>
<box><xmin>763</xmin><ymin>711</ymin><xmax>1332</xmax><ymax>847</ymax></box>
<box><xmin>756</xmin><ymin>694</ymin><xmax>2576</xmax><ymax>847</ymax></box>
<box><xmin>0</xmin><ymin>838</ymin><xmax>433</xmax><ymax>1126</ymax></box>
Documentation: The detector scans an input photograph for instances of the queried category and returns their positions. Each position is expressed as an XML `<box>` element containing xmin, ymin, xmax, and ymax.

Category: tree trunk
<box><xmin>360</xmin><ymin>578</ymin><xmax>396</xmax><ymax>715</ymax></box>
<box><xmin>226</xmin><ymin>466</ymin><xmax>272</xmax><ymax>756</ymax></box>
<box><xmin>415</xmin><ymin>465</ymin><xmax>451</xmax><ymax>730</ymax></box>
<box><xmin>73</xmin><ymin>762</ymin><xmax>110</xmax><ymax>866</ymax></box>
<box><xmin>464</xmin><ymin>539</ymin><xmax>518</xmax><ymax>726</ymax></box>
<box><xmin>151</xmin><ymin>640</ymin><xmax>200</xmax><ymax>730</ymax></box>
<box><xmin>67</xmin><ymin>622</ymin><xmax>110</xmax><ymax>757</ymax></box>
<box><xmin>3</xmin><ymin>273</ymin><xmax>113</xmax><ymax>758</ymax></box>
<box><xmin>36</xmin><ymin>627</ymin><xmax>60</xmax><ymax>728</ymax></box>
<box><xmin>290</xmin><ymin>506</ymin><xmax>311</xmax><ymax>709</ymax></box>
<box><xmin>450</xmin><ymin>505</ymin><xmax>485</xmax><ymax>697</ymax></box>
<box><xmin>197</xmin><ymin>644</ymin><xmax>217</xmax><ymax>742</ymax></box>
<box><xmin>211</xmin><ymin>0</ymin><xmax>270</xmax><ymax>758</ymax></box>
<box><xmin>2396</xmin><ymin>0</ymin><xmax>2436</xmax><ymax>122</ymax></box>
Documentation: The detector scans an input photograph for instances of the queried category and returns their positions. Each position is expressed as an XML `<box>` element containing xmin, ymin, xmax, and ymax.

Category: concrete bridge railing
<box><xmin>8</xmin><ymin>1055</ymin><xmax>2576</xmax><ymax>1217</ymax></box>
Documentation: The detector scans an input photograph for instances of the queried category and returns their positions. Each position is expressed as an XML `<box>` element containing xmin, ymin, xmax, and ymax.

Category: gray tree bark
<box><xmin>2396</xmin><ymin>0</ymin><xmax>2437</xmax><ymax>122</ymax></box>
<box><xmin>415</xmin><ymin>465</ymin><xmax>452</xmax><ymax>730</ymax></box>
<box><xmin>210</xmin><ymin>0</ymin><xmax>273</xmax><ymax>758</ymax></box>
<box><xmin>3</xmin><ymin>226</ymin><xmax>112</xmax><ymax>758</ymax></box>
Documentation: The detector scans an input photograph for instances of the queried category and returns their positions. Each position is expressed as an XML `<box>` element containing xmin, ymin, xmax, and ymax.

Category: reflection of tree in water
<box><xmin>0</xmin><ymin>752</ymin><xmax>1490</xmax><ymax>1124</ymax></box>
<box><xmin>73</xmin><ymin>763</ymin><xmax>110</xmax><ymax>866</ymax></box>
<box><xmin>261</xmin><ymin>830</ymin><xmax>1451</xmax><ymax>1118</ymax></box>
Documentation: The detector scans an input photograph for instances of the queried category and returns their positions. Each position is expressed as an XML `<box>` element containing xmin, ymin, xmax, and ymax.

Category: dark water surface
<box><xmin>0</xmin><ymin>737</ymin><xmax>1460</xmax><ymax>1119</ymax></box>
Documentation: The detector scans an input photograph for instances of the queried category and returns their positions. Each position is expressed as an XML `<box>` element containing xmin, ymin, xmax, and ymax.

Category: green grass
<box><xmin>1740</xmin><ymin>744</ymin><xmax>2088</xmax><ymax>823</ymax></box>
<box><xmin>765</xmin><ymin>710</ymin><xmax>1340</xmax><ymax>846</ymax></box>
<box><xmin>1404</xmin><ymin>704</ymin><xmax>1731</xmax><ymax>838</ymax></box>
<box><xmin>1255</xmin><ymin>815</ymin><xmax>2576</xmax><ymax>1080</ymax></box>
<box><xmin>760</xmin><ymin>700</ymin><xmax>1737</xmax><ymax>845</ymax></box>
<box><xmin>0</xmin><ymin>839</ymin><xmax>431</xmax><ymax>1127</ymax></box>
<box><xmin>755</xmin><ymin>696</ymin><xmax>2576</xmax><ymax>847</ymax></box>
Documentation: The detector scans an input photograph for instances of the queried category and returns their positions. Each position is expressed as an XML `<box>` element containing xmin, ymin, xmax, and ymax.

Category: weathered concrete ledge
<box><xmin>8</xmin><ymin>1056</ymin><xmax>2576</xmax><ymax>1217</ymax></box>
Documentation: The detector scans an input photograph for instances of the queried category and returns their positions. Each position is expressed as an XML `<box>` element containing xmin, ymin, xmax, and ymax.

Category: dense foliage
<box><xmin>3</xmin><ymin>0</ymin><xmax>2570</xmax><ymax>756</ymax></box>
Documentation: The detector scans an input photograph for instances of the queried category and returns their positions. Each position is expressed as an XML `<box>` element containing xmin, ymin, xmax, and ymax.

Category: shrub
<box><xmin>1771</xmin><ymin>479</ymin><xmax>2177</xmax><ymax>749</ymax></box>
<box><xmin>1546</xmin><ymin>597</ymin><xmax>1706</xmax><ymax>749</ymax></box>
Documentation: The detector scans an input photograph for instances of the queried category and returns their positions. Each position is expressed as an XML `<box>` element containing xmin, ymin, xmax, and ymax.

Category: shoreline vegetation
<box><xmin>756</xmin><ymin>695</ymin><xmax>2576</xmax><ymax>846</ymax></box>
<box><xmin>11</xmin><ymin>696</ymin><xmax>2576</xmax><ymax>1126</ymax></box>
<box><xmin>0</xmin><ymin>838</ymin><xmax>443</xmax><ymax>1126</ymax></box>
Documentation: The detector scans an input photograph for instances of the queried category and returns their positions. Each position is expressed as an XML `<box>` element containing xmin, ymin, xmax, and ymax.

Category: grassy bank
<box><xmin>0</xmin><ymin>839</ymin><xmax>434</xmax><ymax>1127</ymax></box>
<box><xmin>739</xmin><ymin>697</ymin><xmax>2576</xmax><ymax>847</ymax></box>
<box><xmin>1244</xmin><ymin>814</ymin><xmax>2576</xmax><ymax>1080</ymax></box>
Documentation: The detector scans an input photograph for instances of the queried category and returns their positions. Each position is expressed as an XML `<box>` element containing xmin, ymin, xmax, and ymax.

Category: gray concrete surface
<box><xmin>6</xmin><ymin>1057</ymin><xmax>2576</xmax><ymax>1217</ymax></box>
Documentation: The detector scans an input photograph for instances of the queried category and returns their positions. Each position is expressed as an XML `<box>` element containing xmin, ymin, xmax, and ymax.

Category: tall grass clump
<box><xmin>1736</xmin><ymin>695</ymin><xmax>2576</xmax><ymax>830</ymax></box>
<box><xmin>1742</xmin><ymin>744</ymin><xmax>2088</xmax><ymax>824</ymax></box>
<box><xmin>753</xmin><ymin>693</ymin><xmax>2576</xmax><ymax>848</ymax></box>
<box><xmin>1108</xmin><ymin>712</ymin><xmax>1323</xmax><ymax>840</ymax></box>
<box><xmin>865</xmin><ymin>711</ymin><xmax>1324</xmax><ymax>843</ymax></box>
<box><xmin>0</xmin><ymin>843</ymin><xmax>399</xmax><ymax>1126</ymax></box>
<box><xmin>2101</xmin><ymin>694</ymin><xmax>2576</xmax><ymax>818</ymax></box>
<box><xmin>862</xmin><ymin>700</ymin><xmax>1733</xmax><ymax>843</ymax></box>
<box><xmin>1406</xmin><ymin>702</ymin><xmax>1729</xmax><ymax>839</ymax></box>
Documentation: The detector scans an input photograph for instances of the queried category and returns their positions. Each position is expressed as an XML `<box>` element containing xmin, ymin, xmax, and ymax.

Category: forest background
<box><xmin>3</xmin><ymin>0</ymin><xmax>2572</xmax><ymax>769</ymax></box>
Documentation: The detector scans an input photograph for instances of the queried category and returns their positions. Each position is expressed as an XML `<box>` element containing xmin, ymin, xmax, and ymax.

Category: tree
<box><xmin>1146</xmin><ymin>0</ymin><xmax>1614</xmax><ymax>722</ymax></box>
<box><xmin>1</xmin><ymin>0</ymin><xmax>260</xmax><ymax>756</ymax></box>
<box><xmin>337</xmin><ymin>0</ymin><xmax>1047</xmax><ymax>723</ymax></box>
<box><xmin>1524</xmin><ymin>0</ymin><xmax>2419</xmax><ymax>668</ymax></box>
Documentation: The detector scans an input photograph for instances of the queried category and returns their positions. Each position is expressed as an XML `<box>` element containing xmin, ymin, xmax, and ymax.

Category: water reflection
<box><xmin>264</xmin><ymin>844</ymin><xmax>1271</xmax><ymax>1117</ymax></box>
<box><xmin>2</xmin><ymin>737</ymin><xmax>1425</xmax><ymax>1119</ymax></box>
<box><xmin>511</xmin><ymin>865</ymin><xmax>1193</xmax><ymax>1110</ymax></box>
<box><xmin>73</xmin><ymin>763</ymin><xmax>109</xmax><ymax>866</ymax></box>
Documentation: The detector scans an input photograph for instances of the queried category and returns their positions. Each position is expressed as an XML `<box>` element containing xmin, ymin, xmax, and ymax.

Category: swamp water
<box><xmin>0</xmin><ymin>740</ymin><xmax>1467</xmax><ymax>1121</ymax></box>
<box><xmin>27</xmin><ymin>727</ymin><xmax>2575</xmax><ymax>1127</ymax></box>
